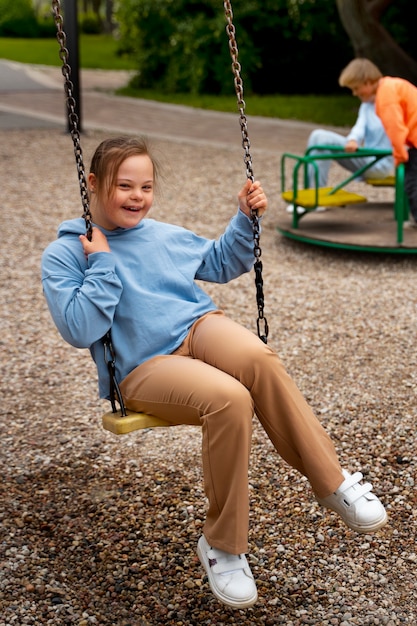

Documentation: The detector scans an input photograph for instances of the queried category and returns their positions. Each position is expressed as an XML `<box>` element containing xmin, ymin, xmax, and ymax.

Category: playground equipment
<box><xmin>278</xmin><ymin>145</ymin><xmax>417</xmax><ymax>253</ymax></box>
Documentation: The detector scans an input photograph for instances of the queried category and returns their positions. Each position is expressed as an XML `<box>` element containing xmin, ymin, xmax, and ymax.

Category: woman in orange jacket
<box><xmin>339</xmin><ymin>58</ymin><xmax>417</xmax><ymax>225</ymax></box>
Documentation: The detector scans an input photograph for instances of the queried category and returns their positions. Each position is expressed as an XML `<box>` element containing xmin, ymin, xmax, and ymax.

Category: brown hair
<box><xmin>339</xmin><ymin>58</ymin><xmax>383</xmax><ymax>89</ymax></box>
<box><xmin>89</xmin><ymin>136</ymin><xmax>160</xmax><ymax>203</ymax></box>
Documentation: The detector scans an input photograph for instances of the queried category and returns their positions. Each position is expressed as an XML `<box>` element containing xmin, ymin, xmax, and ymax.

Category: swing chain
<box><xmin>223</xmin><ymin>0</ymin><xmax>253</xmax><ymax>182</ymax></box>
<box><xmin>103</xmin><ymin>331</ymin><xmax>127</xmax><ymax>416</ymax></box>
<box><xmin>223</xmin><ymin>1</ymin><xmax>268</xmax><ymax>343</ymax></box>
<box><xmin>51</xmin><ymin>0</ymin><xmax>93</xmax><ymax>241</ymax></box>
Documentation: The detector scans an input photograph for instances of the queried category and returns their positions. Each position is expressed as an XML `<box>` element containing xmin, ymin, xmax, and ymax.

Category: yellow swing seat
<box><xmin>102</xmin><ymin>410</ymin><xmax>173</xmax><ymax>435</ymax></box>
<box><xmin>364</xmin><ymin>176</ymin><xmax>396</xmax><ymax>186</ymax></box>
<box><xmin>281</xmin><ymin>187</ymin><xmax>367</xmax><ymax>208</ymax></box>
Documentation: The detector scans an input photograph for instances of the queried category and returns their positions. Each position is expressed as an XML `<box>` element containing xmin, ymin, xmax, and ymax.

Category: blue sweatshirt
<box><xmin>347</xmin><ymin>102</ymin><xmax>394</xmax><ymax>174</ymax></box>
<box><xmin>41</xmin><ymin>211</ymin><xmax>256</xmax><ymax>399</ymax></box>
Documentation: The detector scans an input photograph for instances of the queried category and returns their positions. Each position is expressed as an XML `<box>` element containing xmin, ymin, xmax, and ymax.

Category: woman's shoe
<box><xmin>286</xmin><ymin>203</ymin><xmax>306</xmax><ymax>215</ymax></box>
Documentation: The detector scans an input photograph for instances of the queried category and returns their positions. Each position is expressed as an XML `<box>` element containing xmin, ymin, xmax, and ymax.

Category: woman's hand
<box><xmin>79</xmin><ymin>227</ymin><xmax>111</xmax><ymax>257</ymax></box>
<box><xmin>345</xmin><ymin>139</ymin><xmax>359</xmax><ymax>153</ymax></box>
<box><xmin>238</xmin><ymin>179</ymin><xmax>268</xmax><ymax>218</ymax></box>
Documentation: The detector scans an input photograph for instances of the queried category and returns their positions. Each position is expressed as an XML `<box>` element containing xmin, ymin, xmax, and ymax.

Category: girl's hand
<box><xmin>79</xmin><ymin>227</ymin><xmax>111</xmax><ymax>256</ymax></box>
<box><xmin>238</xmin><ymin>179</ymin><xmax>268</xmax><ymax>218</ymax></box>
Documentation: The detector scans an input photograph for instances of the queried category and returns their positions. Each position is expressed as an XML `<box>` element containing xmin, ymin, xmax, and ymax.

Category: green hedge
<box><xmin>0</xmin><ymin>0</ymin><xmax>56</xmax><ymax>38</ymax></box>
<box><xmin>115</xmin><ymin>0</ymin><xmax>353</xmax><ymax>95</ymax></box>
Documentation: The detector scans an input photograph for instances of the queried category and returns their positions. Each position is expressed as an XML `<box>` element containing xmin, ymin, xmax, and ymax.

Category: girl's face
<box><xmin>351</xmin><ymin>80</ymin><xmax>378</xmax><ymax>103</ymax></box>
<box><xmin>89</xmin><ymin>154</ymin><xmax>154</xmax><ymax>230</ymax></box>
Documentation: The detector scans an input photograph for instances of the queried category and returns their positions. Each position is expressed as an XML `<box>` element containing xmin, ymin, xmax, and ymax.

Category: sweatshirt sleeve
<box><xmin>376</xmin><ymin>80</ymin><xmax>409</xmax><ymax>164</ymax></box>
<box><xmin>195</xmin><ymin>209</ymin><xmax>256</xmax><ymax>282</ymax></box>
<box><xmin>41</xmin><ymin>241</ymin><xmax>123</xmax><ymax>349</ymax></box>
<box><xmin>346</xmin><ymin>103</ymin><xmax>367</xmax><ymax>145</ymax></box>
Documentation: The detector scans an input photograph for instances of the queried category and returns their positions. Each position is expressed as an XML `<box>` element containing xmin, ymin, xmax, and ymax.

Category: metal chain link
<box><xmin>52</xmin><ymin>0</ymin><xmax>93</xmax><ymax>241</ymax></box>
<box><xmin>223</xmin><ymin>0</ymin><xmax>268</xmax><ymax>343</ymax></box>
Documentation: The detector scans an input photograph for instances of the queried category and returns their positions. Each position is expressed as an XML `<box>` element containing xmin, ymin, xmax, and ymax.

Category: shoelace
<box><xmin>338</xmin><ymin>471</ymin><xmax>373</xmax><ymax>506</ymax></box>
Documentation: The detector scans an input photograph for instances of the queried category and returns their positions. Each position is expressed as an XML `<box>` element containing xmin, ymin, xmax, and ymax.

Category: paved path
<box><xmin>0</xmin><ymin>60</ymin><xmax>340</xmax><ymax>153</ymax></box>
<box><xmin>3</xmin><ymin>61</ymin><xmax>408</xmax><ymax>251</ymax></box>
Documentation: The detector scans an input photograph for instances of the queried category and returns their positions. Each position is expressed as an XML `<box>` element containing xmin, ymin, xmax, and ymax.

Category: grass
<box><xmin>118</xmin><ymin>87</ymin><xmax>358</xmax><ymax>127</ymax></box>
<box><xmin>0</xmin><ymin>35</ymin><xmax>357</xmax><ymax>126</ymax></box>
<box><xmin>0</xmin><ymin>34</ymin><xmax>137</xmax><ymax>70</ymax></box>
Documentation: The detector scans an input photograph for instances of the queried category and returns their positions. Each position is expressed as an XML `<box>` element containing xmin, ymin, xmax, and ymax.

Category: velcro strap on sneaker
<box><xmin>208</xmin><ymin>549</ymin><xmax>246</xmax><ymax>575</ymax></box>
<box><xmin>341</xmin><ymin>472</ymin><xmax>373</xmax><ymax>505</ymax></box>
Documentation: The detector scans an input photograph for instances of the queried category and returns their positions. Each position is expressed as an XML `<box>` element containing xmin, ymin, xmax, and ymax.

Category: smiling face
<box><xmin>89</xmin><ymin>154</ymin><xmax>154</xmax><ymax>230</ymax></box>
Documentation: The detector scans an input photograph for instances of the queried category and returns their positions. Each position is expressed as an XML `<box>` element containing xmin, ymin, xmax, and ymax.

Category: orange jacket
<box><xmin>375</xmin><ymin>76</ymin><xmax>417</xmax><ymax>165</ymax></box>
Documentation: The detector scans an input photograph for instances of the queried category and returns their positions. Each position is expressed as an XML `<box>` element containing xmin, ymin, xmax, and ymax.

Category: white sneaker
<box><xmin>286</xmin><ymin>203</ymin><xmax>306</xmax><ymax>215</ymax></box>
<box><xmin>286</xmin><ymin>204</ymin><xmax>327</xmax><ymax>215</ymax></box>
<box><xmin>197</xmin><ymin>535</ymin><xmax>258</xmax><ymax>608</ymax></box>
<box><xmin>317</xmin><ymin>470</ymin><xmax>388</xmax><ymax>533</ymax></box>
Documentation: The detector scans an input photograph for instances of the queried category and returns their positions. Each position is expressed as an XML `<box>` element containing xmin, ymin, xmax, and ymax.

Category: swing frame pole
<box><xmin>62</xmin><ymin>0</ymin><xmax>82</xmax><ymax>133</ymax></box>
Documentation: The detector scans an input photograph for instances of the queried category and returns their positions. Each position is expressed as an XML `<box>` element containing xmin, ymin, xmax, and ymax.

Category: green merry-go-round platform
<box><xmin>277</xmin><ymin>146</ymin><xmax>417</xmax><ymax>254</ymax></box>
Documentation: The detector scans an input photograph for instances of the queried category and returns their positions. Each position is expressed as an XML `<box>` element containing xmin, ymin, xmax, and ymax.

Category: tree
<box><xmin>105</xmin><ymin>0</ymin><xmax>114</xmax><ymax>33</ymax></box>
<box><xmin>115</xmin><ymin>0</ymin><xmax>417</xmax><ymax>95</ymax></box>
<box><xmin>116</xmin><ymin>0</ymin><xmax>243</xmax><ymax>95</ymax></box>
<box><xmin>336</xmin><ymin>0</ymin><xmax>417</xmax><ymax>84</ymax></box>
<box><xmin>0</xmin><ymin>0</ymin><xmax>38</xmax><ymax>36</ymax></box>
<box><xmin>79</xmin><ymin>0</ymin><xmax>114</xmax><ymax>33</ymax></box>
<box><xmin>115</xmin><ymin>0</ymin><xmax>352</xmax><ymax>95</ymax></box>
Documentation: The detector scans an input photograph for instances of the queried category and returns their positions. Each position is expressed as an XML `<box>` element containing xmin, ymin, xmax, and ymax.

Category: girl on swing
<box><xmin>42</xmin><ymin>135</ymin><xmax>387</xmax><ymax>609</ymax></box>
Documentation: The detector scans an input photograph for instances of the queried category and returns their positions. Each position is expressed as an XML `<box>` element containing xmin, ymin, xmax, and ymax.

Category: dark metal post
<box><xmin>63</xmin><ymin>0</ymin><xmax>82</xmax><ymax>132</ymax></box>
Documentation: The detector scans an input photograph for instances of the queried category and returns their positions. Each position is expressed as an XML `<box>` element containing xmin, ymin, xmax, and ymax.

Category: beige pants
<box><xmin>120</xmin><ymin>310</ymin><xmax>343</xmax><ymax>554</ymax></box>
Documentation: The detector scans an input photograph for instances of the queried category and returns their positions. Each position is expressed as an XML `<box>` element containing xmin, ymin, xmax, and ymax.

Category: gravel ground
<box><xmin>1</xmin><ymin>128</ymin><xmax>416</xmax><ymax>625</ymax></box>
